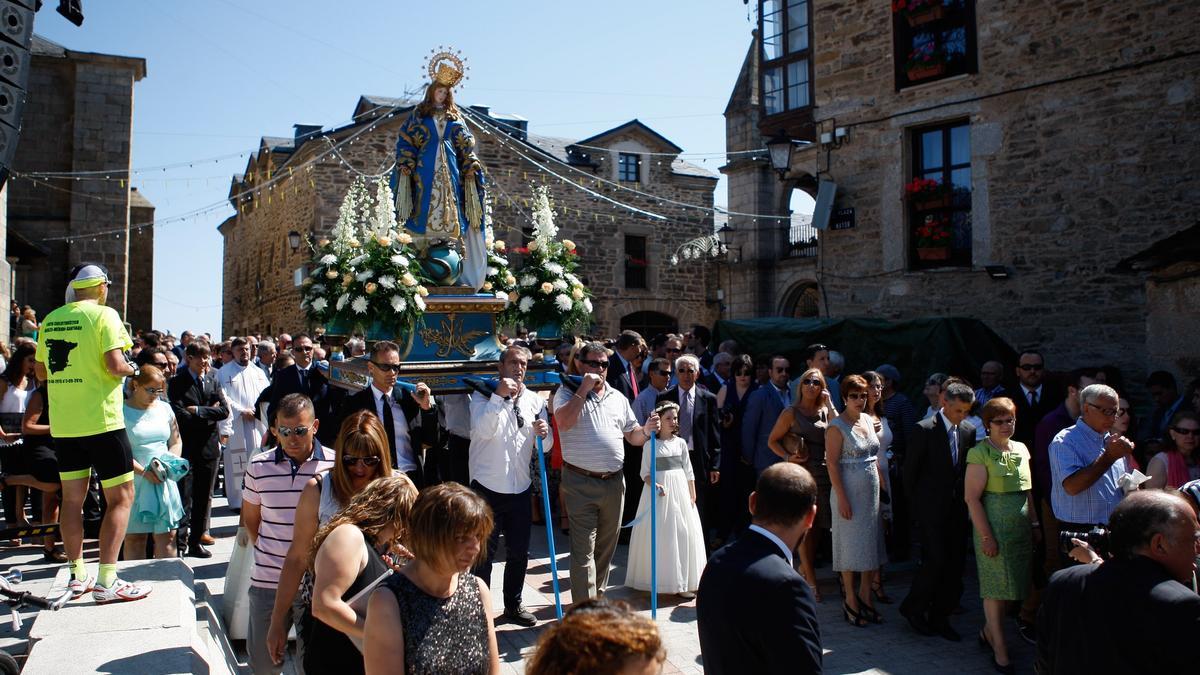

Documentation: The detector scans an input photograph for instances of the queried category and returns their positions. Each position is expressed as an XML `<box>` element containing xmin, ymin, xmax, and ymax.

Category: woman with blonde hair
<box><xmin>304</xmin><ymin>475</ymin><xmax>419</xmax><ymax>675</ymax></box>
<box><xmin>122</xmin><ymin>365</ymin><xmax>186</xmax><ymax>559</ymax></box>
<box><xmin>266</xmin><ymin>409</ymin><xmax>394</xmax><ymax>668</ymax></box>
<box><xmin>365</xmin><ymin>483</ymin><xmax>499</xmax><ymax>674</ymax></box>
<box><xmin>767</xmin><ymin>366</ymin><xmax>835</xmax><ymax>600</ymax></box>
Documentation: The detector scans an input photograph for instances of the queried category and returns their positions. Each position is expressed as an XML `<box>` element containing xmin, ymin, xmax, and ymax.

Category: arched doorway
<box><xmin>781</xmin><ymin>281</ymin><xmax>821</xmax><ymax>318</ymax></box>
<box><xmin>620</xmin><ymin>311</ymin><xmax>677</xmax><ymax>339</ymax></box>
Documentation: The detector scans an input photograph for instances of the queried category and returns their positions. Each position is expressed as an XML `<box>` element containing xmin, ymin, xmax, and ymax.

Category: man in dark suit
<box><xmin>266</xmin><ymin>333</ymin><xmax>339</xmax><ymax>446</ymax></box>
<box><xmin>900</xmin><ymin>378</ymin><xmax>976</xmax><ymax>641</ymax></box>
<box><xmin>168</xmin><ymin>340</ymin><xmax>230</xmax><ymax>558</ymax></box>
<box><xmin>608</xmin><ymin>330</ymin><xmax>645</xmax><ymax>537</ymax></box>
<box><xmin>606</xmin><ymin>330</ymin><xmax>644</xmax><ymax>402</ymax></box>
<box><xmin>742</xmin><ymin>355</ymin><xmax>792</xmax><ymax>475</ymax></box>
<box><xmin>1037</xmin><ymin>490</ymin><xmax>1200</xmax><ymax>674</ymax></box>
<box><xmin>337</xmin><ymin>340</ymin><xmax>437</xmax><ymax>489</ymax></box>
<box><xmin>1004</xmin><ymin>350</ymin><xmax>1057</xmax><ymax>447</ymax></box>
<box><xmin>697</xmin><ymin>462</ymin><xmax>822</xmax><ymax>675</ymax></box>
<box><xmin>657</xmin><ymin>353</ymin><xmax>721</xmax><ymax>549</ymax></box>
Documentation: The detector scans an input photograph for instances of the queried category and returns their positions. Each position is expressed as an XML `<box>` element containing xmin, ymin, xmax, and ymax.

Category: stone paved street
<box><xmin>0</xmin><ymin>494</ymin><xmax>1036</xmax><ymax>673</ymax></box>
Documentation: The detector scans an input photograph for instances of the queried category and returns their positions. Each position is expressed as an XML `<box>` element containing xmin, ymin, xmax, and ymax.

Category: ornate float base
<box><xmin>327</xmin><ymin>288</ymin><xmax>559</xmax><ymax>394</ymax></box>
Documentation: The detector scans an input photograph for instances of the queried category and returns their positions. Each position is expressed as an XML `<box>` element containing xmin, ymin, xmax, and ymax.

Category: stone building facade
<box><xmin>221</xmin><ymin>96</ymin><xmax>719</xmax><ymax>339</ymax></box>
<box><xmin>723</xmin><ymin>0</ymin><xmax>1199</xmax><ymax>385</ymax></box>
<box><xmin>7</xmin><ymin>35</ymin><xmax>151</xmax><ymax>327</ymax></box>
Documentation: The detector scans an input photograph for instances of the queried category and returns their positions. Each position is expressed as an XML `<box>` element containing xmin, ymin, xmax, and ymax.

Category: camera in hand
<box><xmin>1060</xmin><ymin>527</ymin><xmax>1109</xmax><ymax>558</ymax></box>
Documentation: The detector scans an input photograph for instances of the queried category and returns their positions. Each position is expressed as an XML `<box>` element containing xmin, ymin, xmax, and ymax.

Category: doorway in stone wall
<box><xmin>620</xmin><ymin>311</ymin><xmax>677</xmax><ymax>339</ymax></box>
<box><xmin>781</xmin><ymin>281</ymin><xmax>821</xmax><ymax>318</ymax></box>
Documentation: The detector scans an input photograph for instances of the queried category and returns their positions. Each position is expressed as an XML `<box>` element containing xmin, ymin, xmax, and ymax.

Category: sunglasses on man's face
<box><xmin>371</xmin><ymin>361</ymin><xmax>402</xmax><ymax>373</ymax></box>
<box><xmin>293</xmin><ymin>346</ymin><xmax>314</xmax><ymax>353</ymax></box>
<box><xmin>579</xmin><ymin>359</ymin><xmax>609</xmax><ymax>369</ymax></box>
<box><xmin>341</xmin><ymin>455</ymin><xmax>382</xmax><ymax>467</ymax></box>
<box><xmin>1018</xmin><ymin>363</ymin><xmax>1044</xmax><ymax>371</ymax></box>
<box><xmin>653</xmin><ymin>370</ymin><xmax>671</xmax><ymax>377</ymax></box>
<box><xmin>276</xmin><ymin>425</ymin><xmax>310</xmax><ymax>438</ymax></box>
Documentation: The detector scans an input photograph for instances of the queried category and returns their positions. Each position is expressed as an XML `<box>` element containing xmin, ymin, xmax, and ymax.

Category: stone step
<box><xmin>23</xmin><ymin>558</ymin><xmax>241</xmax><ymax>675</ymax></box>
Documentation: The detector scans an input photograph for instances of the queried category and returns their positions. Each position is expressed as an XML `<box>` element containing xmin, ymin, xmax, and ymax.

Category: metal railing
<box><xmin>784</xmin><ymin>215</ymin><xmax>818</xmax><ymax>258</ymax></box>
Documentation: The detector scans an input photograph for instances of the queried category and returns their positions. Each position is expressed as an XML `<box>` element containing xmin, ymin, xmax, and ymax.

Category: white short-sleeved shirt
<box><xmin>553</xmin><ymin>385</ymin><xmax>639</xmax><ymax>474</ymax></box>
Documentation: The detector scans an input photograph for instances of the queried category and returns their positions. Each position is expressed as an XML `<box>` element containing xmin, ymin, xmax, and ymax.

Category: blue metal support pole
<box><xmin>535</xmin><ymin>434</ymin><xmax>563</xmax><ymax>619</ymax></box>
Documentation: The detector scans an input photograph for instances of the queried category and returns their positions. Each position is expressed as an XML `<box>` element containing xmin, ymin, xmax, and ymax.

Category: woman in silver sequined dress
<box><xmin>364</xmin><ymin>483</ymin><xmax>500</xmax><ymax>674</ymax></box>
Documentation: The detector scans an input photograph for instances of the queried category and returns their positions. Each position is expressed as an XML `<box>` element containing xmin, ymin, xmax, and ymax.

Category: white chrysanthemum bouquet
<box><xmin>507</xmin><ymin>185</ymin><xmax>593</xmax><ymax>334</ymax></box>
<box><xmin>301</xmin><ymin>176</ymin><xmax>430</xmax><ymax>335</ymax></box>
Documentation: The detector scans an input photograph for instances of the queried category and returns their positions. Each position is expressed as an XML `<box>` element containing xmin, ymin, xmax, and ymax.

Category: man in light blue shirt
<box><xmin>1049</xmin><ymin>384</ymin><xmax>1136</xmax><ymax>528</ymax></box>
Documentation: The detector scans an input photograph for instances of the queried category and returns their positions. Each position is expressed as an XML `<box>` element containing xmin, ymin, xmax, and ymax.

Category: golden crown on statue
<box><xmin>425</xmin><ymin>48</ymin><xmax>467</xmax><ymax>88</ymax></box>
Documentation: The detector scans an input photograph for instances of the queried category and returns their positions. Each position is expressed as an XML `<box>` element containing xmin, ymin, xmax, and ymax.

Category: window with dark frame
<box><xmin>624</xmin><ymin>234</ymin><xmax>648</xmax><ymax>289</ymax></box>
<box><xmin>908</xmin><ymin>120</ymin><xmax>972</xmax><ymax>269</ymax></box>
<box><xmin>759</xmin><ymin>0</ymin><xmax>812</xmax><ymax>116</ymax></box>
<box><xmin>892</xmin><ymin>0</ymin><xmax>978</xmax><ymax>89</ymax></box>
<box><xmin>618</xmin><ymin>153</ymin><xmax>640</xmax><ymax>182</ymax></box>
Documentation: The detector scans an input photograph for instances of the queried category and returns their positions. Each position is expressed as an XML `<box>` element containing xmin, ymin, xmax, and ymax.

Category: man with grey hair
<box><xmin>254</xmin><ymin>340</ymin><xmax>276</xmax><ymax>380</ymax></box>
<box><xmin>1049</xmin><ymin>384</ymin><xmax>1135</xmax><ymax>536</ymax></box>
<box><xmin>901</xmin><ymin>380</ymin><xmax>976</xmax><ymax>641</ymax></box>
<box><xmin>554</xmin><ymin>341</ymin><xmax>660</xmax><ymax>602</ymax></box>
<box><xmin>702</xmin><ymin>351</ymin><xmax>733</xmax><ymax>393</ymax></box>
<box><xmin>1036</xmin><ymin>490</ymin><xmax>1200</xmax><ymax>673</ymax></box>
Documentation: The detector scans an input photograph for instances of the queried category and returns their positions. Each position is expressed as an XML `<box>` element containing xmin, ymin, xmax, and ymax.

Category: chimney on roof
<box><xmin>294</xmin><ymin>124</ymin><xmax>323</xmax><ymax>145</ymax></box>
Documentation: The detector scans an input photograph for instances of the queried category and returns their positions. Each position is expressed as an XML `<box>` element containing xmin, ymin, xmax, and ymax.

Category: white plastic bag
<box><xmin>222</xmin><ymin>526</ymin><xmax>253</xmax><ymax>640</ymax></box>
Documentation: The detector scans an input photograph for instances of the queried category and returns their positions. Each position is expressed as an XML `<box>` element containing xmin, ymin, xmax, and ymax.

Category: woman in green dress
<box><xmin>964</xmin><ymin>397</ymin><xmax>1037</xmax><ymax>674</ymax></box>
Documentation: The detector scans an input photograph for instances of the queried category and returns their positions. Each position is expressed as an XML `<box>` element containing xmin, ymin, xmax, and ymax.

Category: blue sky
<box><xmin>35</xmin><ymin>0</ymin><xmax>758</xmax><ymax>337</ymax></box>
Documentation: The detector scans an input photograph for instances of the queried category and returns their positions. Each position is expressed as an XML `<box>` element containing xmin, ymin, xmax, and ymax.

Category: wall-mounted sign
<box><xmin>830</xmin><ymin>207</ymin><xmax>855</xmax><ymax>231</ymax></box>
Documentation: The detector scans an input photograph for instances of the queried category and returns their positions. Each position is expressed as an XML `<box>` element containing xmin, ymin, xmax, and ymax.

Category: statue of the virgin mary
<box><xmin>391</xmin><ymin>50</ymin><xmax>488</xmax><ymax>291</ymax></box>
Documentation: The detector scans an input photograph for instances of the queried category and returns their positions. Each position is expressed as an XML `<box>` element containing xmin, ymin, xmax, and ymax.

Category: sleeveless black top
<box><xmin>303</xmin><ymin>531</ymin><xmax>389</xmax><ymax>675</ymax></box>
<box><xmin>385</xmin><ymin>570</ymin><xmax>489</xmax><ymax>674</ymax></box>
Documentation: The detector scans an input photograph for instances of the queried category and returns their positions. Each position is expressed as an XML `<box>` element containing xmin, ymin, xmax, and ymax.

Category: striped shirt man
<box><xmin>553</xmin><ymin>385</ymin><xmax>639</xmax><ymax>473</ymax></box>
<box><xmin>242</xmin><ymin>441</ymin><xmax>333</xmax><ymax>588</ymax></box>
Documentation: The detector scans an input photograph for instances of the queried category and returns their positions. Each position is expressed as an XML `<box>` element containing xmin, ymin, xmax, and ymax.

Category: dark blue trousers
<box><xmin>470</xmin><ymin>480</ymin><xmax>532</xmax><ymax>610</ymax></box>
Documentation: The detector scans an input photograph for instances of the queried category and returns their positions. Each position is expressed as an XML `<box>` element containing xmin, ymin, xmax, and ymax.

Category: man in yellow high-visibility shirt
<box><xmin>34</xmin><ymin>264</ymin><xmax>151</xmax><ymax>604</ymax></box>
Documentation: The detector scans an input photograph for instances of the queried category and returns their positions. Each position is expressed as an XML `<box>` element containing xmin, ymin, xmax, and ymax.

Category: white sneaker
<box><xmin>92</xmin><ymin>578</ymin><xmax>152</xmax><ymax>604</ymax></box>
<box><xmin>68</xmin><ymin>574</ymin><xmax>94</xmax><ymax>600</ymax></box>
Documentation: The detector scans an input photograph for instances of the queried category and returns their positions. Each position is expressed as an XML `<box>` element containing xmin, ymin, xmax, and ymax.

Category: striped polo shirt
<box><xmin>553</xmin><ymin>385</ymin><xmax>640</xmax><ymax>474</ymax></box>
<box><xmin>242</xmin><ymin>441</ymin><xmax>333</xmax><ymax>589</ymax></box>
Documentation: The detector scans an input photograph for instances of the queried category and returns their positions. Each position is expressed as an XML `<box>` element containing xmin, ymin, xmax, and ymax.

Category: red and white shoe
<box><xmin>92</xmin><ymin>578</ymin><xmax>152</xmax><ymax>604</ymax></box>
<box><xmin>68</xmin><ymin>574</ymin><xmax>94</xmax><ymax>600</ymax></box>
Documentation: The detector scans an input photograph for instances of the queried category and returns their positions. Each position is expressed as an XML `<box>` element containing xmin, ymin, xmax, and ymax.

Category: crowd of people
<box><xmin>4</xmin><ymin>263</ymin><xmax>1199</xmax><ymax>673</ymax></box>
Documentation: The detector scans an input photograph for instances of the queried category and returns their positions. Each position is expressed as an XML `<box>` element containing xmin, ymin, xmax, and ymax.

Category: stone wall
<box><xmin>724</xmin><ymin>0</ymin><xmax>1200</xmax><ymax>387</ymax></box>
<box><xmin>1144</xmin><ymin>260</ymin><xmax>1200</xmax><ymax>383</ymax></box>
<box><xmin>222</xmin><ymin>110</ymin><xmax>720</xmax><ymax>340</ymax></box>
<box><xmin>7</xmin><ymin>43</ymin><xmax>144</xmax><ymax>322</ymax></box>
<box><xmin>127</xmin><ymin>188</ymin><xmax>155</xmax><ymax>331</ymax></box>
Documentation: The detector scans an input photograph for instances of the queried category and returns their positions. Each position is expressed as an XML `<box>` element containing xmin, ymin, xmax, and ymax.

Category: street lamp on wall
<box><xmin>765</xmin><ymin>131</ymin><xmax>795</xmax><ymax>180</ymax></box>
<box><xmin>287</xmin><ymin>230</ymin><xmax>302</xmax><ymax>253</ymax></box>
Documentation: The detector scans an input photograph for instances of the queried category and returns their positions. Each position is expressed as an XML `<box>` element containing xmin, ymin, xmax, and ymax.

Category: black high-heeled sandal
<box><xmin>843</xmin><ymin>603</ymin><xmax>868</xmax><ymax>627</ymax></box>
<box><xmin>856</xmin><ymin>595</ymin><xmax>883</xmax><ymax>624</ymax></box>
<box><xmin>870</xmin><ymin>579</ymin><xmax>894</xmax><ymax>604</ymax></box>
